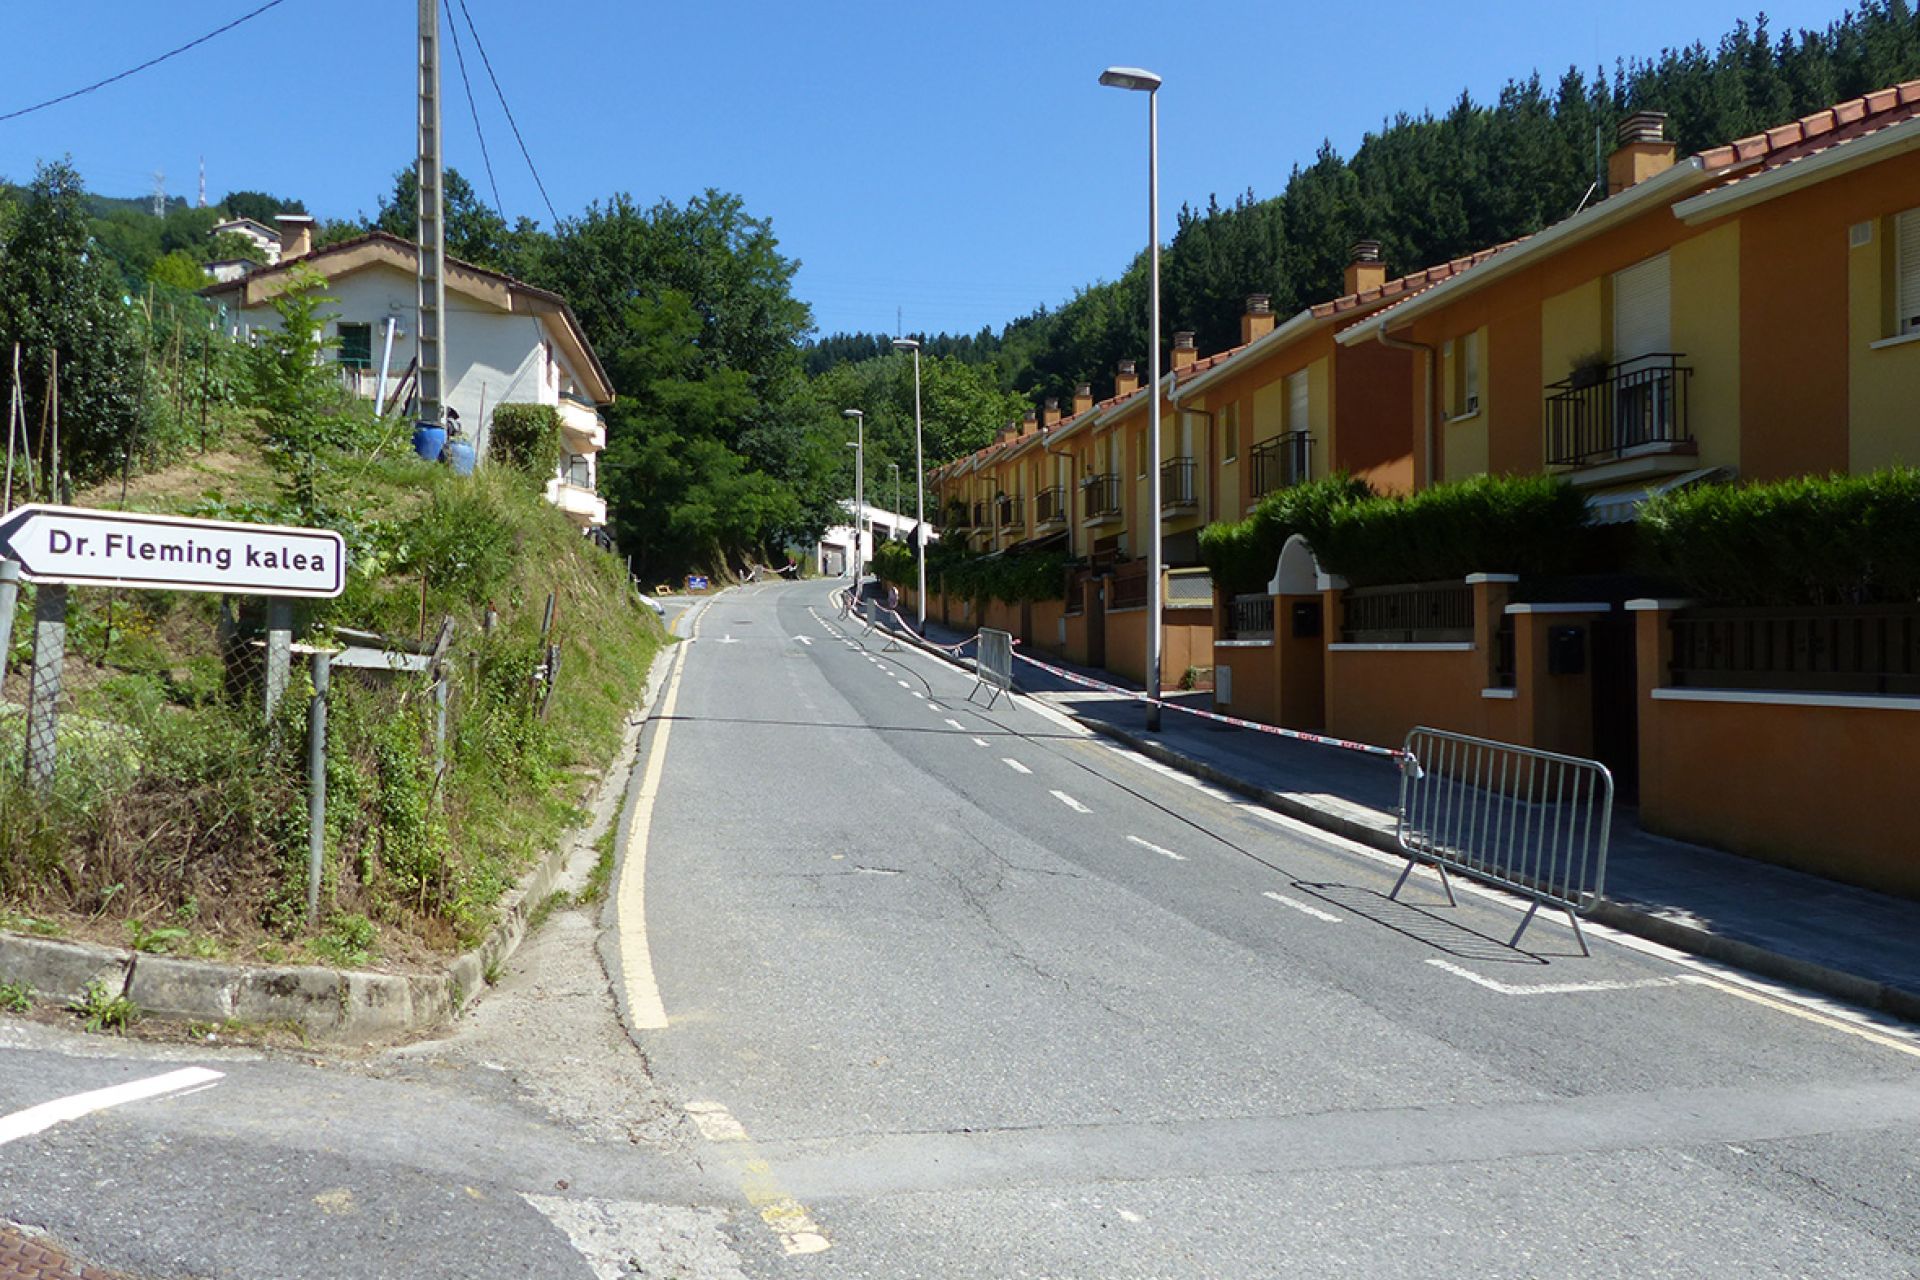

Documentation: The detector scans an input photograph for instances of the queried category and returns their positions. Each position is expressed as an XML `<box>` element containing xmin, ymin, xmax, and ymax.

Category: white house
<box><xmin>815</xmin><ymin>500</ymin><xmax>936</xmax><ymax>577</ymax></box>
<box><xmin>201</xmin><ymin>223</ymin><xmax>615</xmax><ymax>531</ymax></box>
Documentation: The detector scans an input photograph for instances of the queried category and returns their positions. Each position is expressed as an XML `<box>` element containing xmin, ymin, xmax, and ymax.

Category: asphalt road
<box><xmin>630</xmin><ymin>578</ymin><xmax>1920</xmax><ymax>1278</ymax></box>
<box><xmin>3</xmin><ymin>577</ymin><xmax>1918</xmax><ymax>1279</ymax></box>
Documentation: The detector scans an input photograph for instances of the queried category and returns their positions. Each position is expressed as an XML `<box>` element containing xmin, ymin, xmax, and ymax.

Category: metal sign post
<box><xmin>24</xmin><ymin>584</ymin><xmax>66</xmax><ymax>790</ymax></box>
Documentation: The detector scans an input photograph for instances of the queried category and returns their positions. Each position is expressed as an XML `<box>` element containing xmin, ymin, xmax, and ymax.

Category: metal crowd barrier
<box><xmin>971</xmin><ymin>628</ymin><xmax>1014</xmax><ymax>708</ymax></box>
<box><xmin>1395</xmin><ymin>726</ymin><xmax>1614</xmax><ymax>953</ymax></box>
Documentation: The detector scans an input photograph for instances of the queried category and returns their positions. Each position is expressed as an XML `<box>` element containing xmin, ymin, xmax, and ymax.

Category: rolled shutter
<box><xmin>1612</xmin><ymin>253</ymin><xmax>1671</xmax><ymax>361</ymax></box>
<box><xmin>1287</xmin><ymin>370</ymin><xmax>1309</xmax><ymax>434</ymax></box>
<box><xmin>1898</xmin><ymin>209</ymin><xmax>1920</xmax><ymax>335</ymax></box>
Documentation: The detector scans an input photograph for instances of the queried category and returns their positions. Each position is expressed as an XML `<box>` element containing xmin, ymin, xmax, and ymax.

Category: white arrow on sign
<box><xmin>0</xmin><ymin>503</ymin><xmax>346</xmax><ymax>598</ymax></box>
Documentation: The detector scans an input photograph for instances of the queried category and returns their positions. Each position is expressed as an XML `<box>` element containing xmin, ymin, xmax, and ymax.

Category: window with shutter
<box><xmin>1286</xmin><ymin>370</ymin><xmax>1309</xmax><ymax>435</ymax></box>
<box><xmin>1612</xmin><ymin>253</ymin><xmax>1671</xmax><ymax>363</ymax></box>
<box><xmin>1462</xmin><ymin>330</ymin><xmax>1481</xmax><ymax>413</ymax></box>
<box><xmin>1897</xmin><ymin>208</ymin><xmax>1920</xmax><ymax>336</ymax></box>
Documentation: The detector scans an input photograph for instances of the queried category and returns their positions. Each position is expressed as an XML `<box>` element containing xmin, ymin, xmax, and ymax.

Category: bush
<box><xmin>490</xmin><ymin>403</ymin><xmax>564</xmax><ymax>477</ymax></box>
<box><xmin>1316</xmin><ymin>474</ymin><xmax>1590</xmax><ymax>587</ymax></box>
<box><xmin>1640</xmin><ymin>468</ymin><xmax>1920</xmax><ymax>606</ymax></box>
<box><xmin>924</xmin><ymin>542</ymin><xmax>1070</xmax><ymax>605</ymax></box>
<box><xmin>873</xmin><ymin>539</ymin><xmax>915</xmax><ymax>588</ymax></box>
<box><xmin>1198</xmin><ymin>475</ymin><xmax>1373</xmax><ymax>595</ymax></box>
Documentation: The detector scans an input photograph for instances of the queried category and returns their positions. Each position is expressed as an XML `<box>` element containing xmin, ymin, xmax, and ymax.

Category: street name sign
<box><xmin>0</xmin><ymin>504</ymin><xmax>346</xmax><ymax>598</ymax></box>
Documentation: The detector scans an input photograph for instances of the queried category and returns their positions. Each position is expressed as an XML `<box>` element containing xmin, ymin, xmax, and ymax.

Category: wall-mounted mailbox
<box><xmin>1292</xmin><ymin>600</ymin><xmax>1323</xmax><ymax>639</ymax></box>
<box><xmin>1548</xmin><ymin>625</ymin><xmax>1587</xmax><ymax>676</ymax></box>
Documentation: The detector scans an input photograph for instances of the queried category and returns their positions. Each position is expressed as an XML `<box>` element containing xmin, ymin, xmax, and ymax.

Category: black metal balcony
<box><xmin>972</xmin><ymin>501</ymin><xmax>987</xmax><ymax>528</ymax></box>
<box><xmin>1545</xmin><ymin>354</ymin><xmax>1693</xmax><ymax>467</ymax></box>
<box><xmin>1160</xmin><ymin>457</ymin><xmax>1197</xmax><ymax>512</ymax></box>
<box><xmin>1083</xmin><ymin>473</ymin><xmax>1123</xmax><ymax>523</ymax></box>
<box><xmin>995</xmin><ymin>493</ymin><xmax>1021</xmax><ymax>528</ymax></box>
<box><xmin>1035</xmin><ymin>485</ymin><xmax>1067</xmax><ymax>526</ymax></box>
<box><xmin>1250</xmin><ymin>431</ymin><xmax>1312</xmax><ymax>499</ymax></box>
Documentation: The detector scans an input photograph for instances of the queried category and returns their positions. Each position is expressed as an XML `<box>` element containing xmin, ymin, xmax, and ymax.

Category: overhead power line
<box><xmin>453</xmin><ymin>0</ymin><xmax>558</xmax><ymax>224</ymax></box>
<box><xmin>0</xmin><ymin>0</ymin><xmax>294</xmax><ymax>125</ymax></box>
<box><xmin>442</xmin><ymin>3</ymin><xmax>505</xmax><ymax>222</ymax></box>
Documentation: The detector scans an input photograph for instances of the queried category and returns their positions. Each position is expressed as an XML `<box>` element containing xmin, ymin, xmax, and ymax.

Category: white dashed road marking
<box><xmin>972</xmin><ymin>737</ymin><xmax>990</xmax><ymax>747</ymax></box>
<box><xmin>1051</xmin><ymin>790</ymin><xmax>1091</xmax><ymax>813</ymax></box>
<box><xmin>1002</xmin><ymin>758</ymin><xmax>1032</xmax><ymax>774</ymax></box>
<box><xmin>945</xmin><ymin>719</ymin><xmax>965</xmax><ymax>730</ymax></box>
<box><xmin>0</xmin><ymin>1067</ymin><xmax>224</xmax><ymax>1147</ymax></box>
<box><xmin>1263</xmin><ymin>891</ymin><xmax>1342</xmax><ymax>923</ymax></box>
<box><xmin>1127</xmin><ymin>835</ymin><xmax>1187</xmax><ymax>861</ymax></box>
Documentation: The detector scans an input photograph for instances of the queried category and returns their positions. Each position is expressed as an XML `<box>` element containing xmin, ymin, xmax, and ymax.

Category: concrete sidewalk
<box><xmin>901</xmin><ymin>608</ymin><xmax>1920</xmax><ymax>1022</ymax></box>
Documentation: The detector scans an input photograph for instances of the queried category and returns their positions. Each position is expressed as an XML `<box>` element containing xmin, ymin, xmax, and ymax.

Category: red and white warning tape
<box><xmin>884</xmin><ymin>607</ymin><xmax>977</xmax><ymax>653</ymax></box>
<box><xmin>1010</xmin><ymin>650</ymin><xmax>1411</xmax><ymax>763</ymax></box>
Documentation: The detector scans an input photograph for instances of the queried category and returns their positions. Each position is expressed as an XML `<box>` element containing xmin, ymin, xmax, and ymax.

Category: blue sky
<box><xmin>0</xmin><ymin>0</ymin><xmax>1858</xmax><ymax>341</ymax></box>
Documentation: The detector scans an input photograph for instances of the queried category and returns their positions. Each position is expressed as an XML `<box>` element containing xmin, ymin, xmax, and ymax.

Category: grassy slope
<box><xmin>0</xmin><ymin>431</ymin><xmax>664</xmax><ymax>971</ymax></box>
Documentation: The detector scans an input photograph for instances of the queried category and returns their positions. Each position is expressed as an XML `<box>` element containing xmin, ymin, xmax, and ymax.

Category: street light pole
<box><xmin>842</xmin><ymin>409</ymin><xmax>865</xmax><ymax>586</ymax></box>
<box><xmin>889</xmin><ymin>463</ymin><xmax>901</xmax><ymax>535</ymax></box>
<box><xmin>1100</xmin><ymin>65</ymin><xmax>1164</xmax><ymax>731</ymax></box>
<box><xmin>891</xmin><ymin>337</ymin><xmax>926</xmax><ymax>631</ymax></box>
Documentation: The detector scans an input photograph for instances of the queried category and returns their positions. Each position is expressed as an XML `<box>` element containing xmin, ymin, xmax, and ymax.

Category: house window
<box><xmin>336</xmin><ymin>322</ymin><xmax>373</xmax><ymax>370</ymax></box>
<box><xmin>1221</xmin><ymin>403</ymin><xmax>1239</xmax><ymax>460</ymax></box>
<box><xmin>1285</xmin><ymin>369</ymin><xmax>1309</xmax><ymax>434</ymax></box>
<box><xmin>1445</xmin><ymin>331</ymin><xmax>1481</xmax><ymax>417</ymax></box>
<box><xmin>1612</xmin><ymin>253</ymin><xmax>1672</xmax><ymax>365</ymax></box>
<box><xmin>1897</xmin><ymin>207</ymin><xmax>1920</xmax><ymax>336</ymax></box>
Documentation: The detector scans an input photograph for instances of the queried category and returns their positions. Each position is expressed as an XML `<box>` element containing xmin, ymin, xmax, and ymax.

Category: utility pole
<box><xmin>415</xmin><ymin>0</ymin><xmax>448</xmax><ymax>426</ymax></box>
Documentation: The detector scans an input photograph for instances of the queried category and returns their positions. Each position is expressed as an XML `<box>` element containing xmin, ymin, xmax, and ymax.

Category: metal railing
<box><xmin>996</xmin><ymin>493</ymin><xmax>1022</xmax><ymax>528</ymax></box>
<box><xmin>1110</xmin><ymin>570</ymin><xmax>1149</xmax><ymax>611</ymax></box>
<box><xmin>972</xmin><ymin>501</ymin><xmax>988</xmax><ymax>528</ymax></box>
<box><xmin>1396</xmin><ymin>727</ymin><xmax>1614</xmax><ymax>953</ymax></box>
<box><xmin>1229</xmin><ymin>593</ymin><xmax>1275</xmax><ymax>639</ymax></box>
<box><xmin>1250</xmin><ymin>431</ymin><xmax>1312</xmax><ymax>498</ymax></box>
<box><xmin>1082</xmin><ymin>473</ymin><xmax>1123</xmax><ymax>523</ymax></box>
<box><xmin>1670</xmin><ymin>604</ymin><xmax>1920</xmax><ymax>694</ymax></box>
<box><xmin>1166</xmin><ymin>567</ymin><xmax>1213</xmax><ymax>604</ymax></box>
<box><xmin>1161</xmin><ymin>457</ymin><xmax>1197</xmax><ymax>510</ymax></box>
<box><xmin>1035</xmin><ymin>485</ymin><xmax>1067</xmax><ymax>526</ymax></box>
<box><xmin>1544</xmin><ymin>353</ymin><xmax>1693</xmax><ymax>467</ymax></box>
<box><xmin>972</xmin><ymin>627</ymin><xmax>1014</xmax><ymax>708</ymax></box>
<box><xmin>1341</xmin><ymin>581</ymin><xmax>1474</xmax><ymax>643</ymax></box>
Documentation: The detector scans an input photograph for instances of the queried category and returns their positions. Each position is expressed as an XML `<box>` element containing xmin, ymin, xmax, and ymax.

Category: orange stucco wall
<box><xmin>1739</xmin><ymin>157</ymin><xmax>1920</xmax><ymax>480</ymax></box>
<box><xmin>1332</xmin><ymin>334</ymin><xmax>1418</xmax><ymax>492</ymax></box>
<box><xmin>1214</xmin><ymin>642</ymin><xmax>1278</xmax><ymax>722</ymax></box>
<box><xmin>1027</xmin><ymin>599</ymin><xmax>1066</xmax><ymax>657</ymax></box>
<box><xmin>1635</xmin><ymin>607</ymin><xmax>1920</xmax><ymax>898</ymax></box>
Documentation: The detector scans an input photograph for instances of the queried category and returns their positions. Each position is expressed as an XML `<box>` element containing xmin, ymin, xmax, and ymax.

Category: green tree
<box><xmin>220</xmin><ymin>190</ymin><xmax>306</xmax><ymax>223</ymax></box>
<box><xmin>147</xmin><ymin>250</ymin><xmax>207</xmax><ymax>292</ymax></box>
<box><xmin>0</xmin><ymin>159</ymin><xmax>148</xmax><ymax>487</ymax></box>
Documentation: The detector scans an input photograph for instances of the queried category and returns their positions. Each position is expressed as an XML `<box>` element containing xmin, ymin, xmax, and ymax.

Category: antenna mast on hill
<box><xmin>414</xmin><ymin>0</ymin><xmax>448</xmax><ymax>427</ymax></box>
<box><xmin>151</xmin><ymin>170</ymin><xmax>166</xmax><ymax>217</ymax></box>
<box><xmin>198</xmin><ymin>157</ymin><xmax>207</xmax><ymax>208</ymax></box>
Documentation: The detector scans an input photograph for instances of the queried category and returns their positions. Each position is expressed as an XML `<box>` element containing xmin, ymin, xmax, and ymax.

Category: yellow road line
<box><xmin>1682</xmin><ymin>974</ymin><xmax>1920</xmax><ymax>1059</ymax></box>
<box><xmin>615</xmin><ymin>600</ymin><xmax>706</xmax><ymax>1031</ymax></box>
<box><xmin>686</xmin><ymin>1100</ymin><xmax>830</xmax><ymax>1255</ymax></box>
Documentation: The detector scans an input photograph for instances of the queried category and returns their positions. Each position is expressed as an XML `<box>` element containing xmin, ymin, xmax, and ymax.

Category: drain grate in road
<box><xmin>0</xmin><ymin>1226</ymin><xmax>133</xmax><ymax>1280</ymax></box>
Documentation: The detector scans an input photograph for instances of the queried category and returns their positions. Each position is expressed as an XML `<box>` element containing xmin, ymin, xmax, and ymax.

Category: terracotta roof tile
<box><xmin>1694</xmin><ymin>77</ymin><xmax>1920</xmax><ymax>171</ymax></box>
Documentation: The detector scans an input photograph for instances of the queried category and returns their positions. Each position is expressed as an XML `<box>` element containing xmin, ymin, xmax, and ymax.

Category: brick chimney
<box><xmin>1072</xmin><ymin>382</ymin><xmax>1094</xmax><ymax>415</ymax></box>
<box><xmin>1022</xmin><ymin>409</ymin><xmax>1040</xmax><ymax>436</ymax></box>
<box><xmin>1344</xmin><ymin>240</ymin><xmax>1387</xmax><ymax>296</ymax></box>
<box><xmin>275</xmin><ymin>213</ymin><xmax>315</xmax><ymax>261</ymax></box>
<box><xmin>1115</xmin><ymin>359</ymin><xmax>1140</xmax><ymax>396</ymax></box>
<box><xmin>1039</xmin><ymin>399</ymin><xmax>1062</xmax><ymax>430</ymax></box>
<box><xmin>1608</xmin><ymin>112</ymin><xmax>1676</xmax><ymax>195</ymax></box>
<box><xmin>1240</xmin><ymin>294</ymin><xmax>1275</xmax><ymax>344</ymax></box>
<box><xmin>1171</xmin><ymin>330</ymin><xmax>1197</xmax><ymax>370</ymax></box>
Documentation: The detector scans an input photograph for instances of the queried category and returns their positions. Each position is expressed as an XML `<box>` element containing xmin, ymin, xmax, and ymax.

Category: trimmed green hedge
<box><xmin>489</xmin><ymin>403</ymin><xmax>564</xmax><ymax>477</ymax></box>
<box><xmin>1314</xmin><ymin>474</ymin><xmax>1590</xmax><ymax>587</ymax></box>
<box><xmin>1197</xmin><ymin>475</ymin><xmax>1373</xmax><ymax>596</ymax></box>
<box><xmin>921</xmin><ymin>541</ymin><xmax>1072</xmax><ymax>605</ymax></box>
<box><xmin>872</xmin><ymin>539</ymin><xmax>915</xmax><ymax>588</ymax></box>
<box><xmin>1640</xmin><ymin>468</ymin><xmax>1920</xmax><ymax>605</ymax></box>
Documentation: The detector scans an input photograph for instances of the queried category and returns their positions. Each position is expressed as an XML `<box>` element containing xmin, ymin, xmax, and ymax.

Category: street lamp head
<box><xmin>1099</xmin><ymin>66</ymin><xmax>1162</xmax><ymax>92</ymax></box>
<box><xmin>842</xmin><ymin>408</ymin><xmax>863</xmax><ymax>421</ymax></box>
<box><xmin>890</xmin><ymin>338</ymin><xmax>920</xmax><ymax>352</ymax></box>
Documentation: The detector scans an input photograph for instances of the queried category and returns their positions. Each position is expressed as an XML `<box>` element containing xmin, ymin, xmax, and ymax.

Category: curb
<box><xmin>0</xmin><ymin>637</ymin><xmax>679</xmax><ymax>1044</ymax></box>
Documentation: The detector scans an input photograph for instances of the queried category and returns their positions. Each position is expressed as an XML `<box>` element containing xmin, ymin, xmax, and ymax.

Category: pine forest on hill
<box><xmin>2</xmin><ymin>3</ymin><xmax>1917</xmax><ymax>581</ymax></box>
